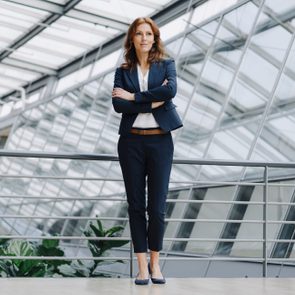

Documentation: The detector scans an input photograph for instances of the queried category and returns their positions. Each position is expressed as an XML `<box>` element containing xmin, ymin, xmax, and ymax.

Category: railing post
<box><xmin>263</xmin><ymin>165</ymin><xmax>268</xmax><ymax>277</ymax></box>
<box><xmin>130</xmin><ymin>241</ymin><xmax>133</xmax><ymax>278</ymax></box>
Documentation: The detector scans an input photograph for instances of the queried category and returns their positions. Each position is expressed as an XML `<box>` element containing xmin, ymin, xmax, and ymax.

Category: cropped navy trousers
<box><xmin>118</xmin><ymin>132</ymin><xmax>174</xmax><ymax>253</ymax></box>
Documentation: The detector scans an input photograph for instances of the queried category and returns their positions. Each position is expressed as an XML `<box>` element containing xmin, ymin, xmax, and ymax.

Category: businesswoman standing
<box><xmin>112</xmin><ymin>17</ymin><xmax>183</xmax><ymax>285</ymax></box>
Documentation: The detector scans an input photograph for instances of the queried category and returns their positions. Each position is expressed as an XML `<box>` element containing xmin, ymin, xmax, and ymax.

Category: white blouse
<box><xmin>132</xmin><ymin>64</ymin><xmax>159</xmax><ymax>128</ymax></box>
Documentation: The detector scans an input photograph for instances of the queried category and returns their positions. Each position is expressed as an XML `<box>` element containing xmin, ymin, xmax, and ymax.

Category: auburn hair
<box><xmin>121</xmin><ymin>17</ymin><xmax>167</xmax><ymax>69</ymax></box>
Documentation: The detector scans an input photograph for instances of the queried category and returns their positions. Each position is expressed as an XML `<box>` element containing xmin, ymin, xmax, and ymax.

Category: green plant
<box><xmin>0</xmin><ymin>238</ymin><xmax>69</xmax><ymax>277</ymax></box>
<box><xmin>59</xmin><ymin>218</ymin><xmax>129</xmax><ymax>277</ymax></box>
<box><xmin>0</xmin><ymin>219</ymin><xmax>129</xmax><ymax>277</ymax></box>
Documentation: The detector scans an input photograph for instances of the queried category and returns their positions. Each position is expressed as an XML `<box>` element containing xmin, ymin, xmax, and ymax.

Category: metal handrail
<box><xmin>0</xmin><ymin>215</ymin><xmax>294</xmax><ymax>224</ymax></box>
<box><xmin>0</xmin><ymin>235</ymin><xmax>293</xmax><ymax>243</ymax></box>
<box><xmin>1</xmin><ymin>150</ymin><xmax>295</xmax><ymax>168</ymax></box>
<box><xmin>0</xmin><ymin>151</ymin><xmax>295</xmax><ymax>278</ymax></box>
<box><xmin>1</xmin><ymin>194</ymin><xmax>295</xmax><ymax>206</ymax></box>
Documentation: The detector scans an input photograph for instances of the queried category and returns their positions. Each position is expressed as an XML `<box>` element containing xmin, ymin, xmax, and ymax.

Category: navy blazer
<box><xmin>112</xmin><ymin>58</ymin><xmax>183</xmax><ymax>135</ymax></box>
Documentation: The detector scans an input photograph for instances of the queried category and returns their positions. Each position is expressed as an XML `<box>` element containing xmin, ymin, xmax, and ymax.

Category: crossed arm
<box><xmin>112</xmin><ymin>59</ymin><xmax>176</xmax><ymax>114</ymax></box>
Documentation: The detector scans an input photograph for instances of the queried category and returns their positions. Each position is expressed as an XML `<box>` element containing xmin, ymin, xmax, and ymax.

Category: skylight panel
<box><xmin>230</xmin><ymin>80</ymin><xmax>266</xmax><ymax>109</ymax></box>
<box><xmin>268</xmin><ymin>116</ymin><xmax>295</xmax><ymax>145</ymax></box>
<box><xmin>9</xmin><ymin>47</ymin><xmax>67</xmax><ymax>69</ymax></box>
<box><xmin>76</xmin><ymin>0</ymin><xmax>153</xmax><ymax>23</ymax></box>
<box><xmin>251</xmin><ymin>25</ymin><xmax>292</xmax><ymax>63</ymax></box>
<box><xmin>239</xmin><ymin>49</ymin><xmax>278</xmax><ymax>93</ymax></box>
<box><xmin>47</xmin><ymin>0</ymin><xmax>69</xmax><ymax>4</ymax></box>
<box><xmin>0</xmin><ymin>63</ymin><xmax>39</xmax><ymax>80</ymax></box>
<box><xmin>160</xmin><ymin>12</ymin><xmax>190</xmax><ymax>41</ymax></box>
<box><xmin>264</xmin><ymin>0</ymin><xmax>295</xmax><ymax>14</ymax></box>
<box><xmin>0</xmin><ymin>0</ymin><xmax>49</xmax><ymax>45</ymax></box>
<box><xmin>51</xmin><ymin>16</ymin><xmax>118</xmax><ymax>45</ymax></box>
<box><xmin>191</xmin><ymin>0</ymin><xmax>238</xmax><ymax>26</ymax></box>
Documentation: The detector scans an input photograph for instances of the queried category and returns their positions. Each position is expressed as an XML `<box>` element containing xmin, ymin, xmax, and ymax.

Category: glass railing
<box><xmin>0</xmin><ymin>150</ymin><xmax>294</xmax><ymax>277</ymax></box>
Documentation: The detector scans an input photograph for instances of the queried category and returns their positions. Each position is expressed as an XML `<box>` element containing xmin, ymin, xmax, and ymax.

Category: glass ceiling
<box><xmin>2</xmin><ymin>0</ymin><xmax>295</xmax><ymax>173</ymax></box>
<box><xmin>1</xmin><ymin>0</ymin><xmax>295</xmax><ymax>269</ymax></box>
<box><xmin>0</xmin><ymin>0</ymin><xmax>239</xmax><ymax>112</ymax></box>
<box><xmin>0</xmin><ymin>0</ymin><xmax>176</xmax><ymax>101</ymax></box>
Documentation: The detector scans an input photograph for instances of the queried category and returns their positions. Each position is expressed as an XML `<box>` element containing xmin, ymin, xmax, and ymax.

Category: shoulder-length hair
<box><xmin>121</xmin><ymin>17</ymin><xmax>167</xmax><ymax>70</ymax></box>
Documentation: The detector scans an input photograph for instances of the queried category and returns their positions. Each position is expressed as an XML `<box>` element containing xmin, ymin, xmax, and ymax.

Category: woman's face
<box><xmin>132</xmin><ymin>23</ymin><xmax>155</xmax><ymax>55</ymax></box>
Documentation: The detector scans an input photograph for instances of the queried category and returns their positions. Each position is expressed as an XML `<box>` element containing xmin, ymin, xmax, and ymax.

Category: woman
<box><xmin>112</xmin><ymin>17</ymin><xmax>183</xmax><ymax>285</ymax></box>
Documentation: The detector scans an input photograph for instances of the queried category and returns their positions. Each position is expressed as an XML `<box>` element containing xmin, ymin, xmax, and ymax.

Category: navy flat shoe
<box><xmin>148</xmin><ymin>263</ymin><xmax>166</xmax><ymax>284</ymax></box>
<box><xmin>150</xmin><ymin>277</ymin><xmax>166</xmax><ymax>284</ymax></box>
<box><xmin>135</xmin><ymin>274</ymin><xmax>149</xmax><ymax>285</ymax></box>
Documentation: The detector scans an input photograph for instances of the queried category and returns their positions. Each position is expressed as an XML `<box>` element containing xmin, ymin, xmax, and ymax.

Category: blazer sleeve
<box><xmin>112</xmin><ymin>67</ymin><xmax>152</xmax><ymax>114</ymax></box>
<box><xmin>134</xmin><ymin>59</ymin><xmax>177</xmax><ymax>104</ymax></box>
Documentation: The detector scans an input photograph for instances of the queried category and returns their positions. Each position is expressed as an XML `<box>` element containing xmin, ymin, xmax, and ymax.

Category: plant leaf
<box><xmin>105</xmin><ymin>226</ymin><xmax>124</xmax><ymax>237</ymax></box>
<box><xmin>42</xmin><ymin>239</ymin><xmax>59</xmax><ymax>249</ymax></box>
<box><xmin>96</xmin><ymin>219</ymin><xmax>103</xmax><ymax>233</ymax></box>
<box><xmin>90</xmin><ymin>223</ymin><xmax>104</xmax><ymax>237</ymax></box>
<box><xmin>7</xmin><ymin>240</ymin><xmax>34</xmax><ymax>257</ymax></box>
<box><xmin>37</xmin><ymin>245</ymin><xmax>64</xmax><ymax>257</ymax></box>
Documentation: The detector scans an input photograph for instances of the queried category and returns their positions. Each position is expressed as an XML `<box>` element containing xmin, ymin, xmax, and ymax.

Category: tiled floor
<box><xmin>1</xmin><ymin>278</ymin><xmax>295</xmax><ymax>295</ymax></box>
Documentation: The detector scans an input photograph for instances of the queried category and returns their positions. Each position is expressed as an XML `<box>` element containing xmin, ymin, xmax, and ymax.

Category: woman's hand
<box><xmin>151</xmin><ymin>79</ymin><xmax>167</xmax><ymax>108</ymax></box>
<box><xmin>112</xmin><ymin>88</ymin><xmax>134</xmax><ymax>101</ymax></box>
<box><xmin>162</xmin><ymin>79</ymin><xmax>168</xmax><ymax>86</ymax></box>
<box><xmin>113</xmin><ymin>79</ymin><xmax>168</xmax><ymax>107</ymax></box>
<box><xmin>152</xmin><ymin>101</ymin><xmax>165</xmax><ymax>109</ymax></box>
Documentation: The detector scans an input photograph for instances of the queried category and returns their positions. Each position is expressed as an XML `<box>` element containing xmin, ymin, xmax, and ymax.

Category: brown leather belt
<box><xmin>130</xmin><ymin>128</ymin><xmax>167</xmax><ymax>135</ymax></box>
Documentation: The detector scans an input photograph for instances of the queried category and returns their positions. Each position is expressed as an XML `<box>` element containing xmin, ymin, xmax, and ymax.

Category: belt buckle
<box><xmin>142</xmin><ymin>129</ymin><xmax>147</xmax><ymax>135</ymax></box>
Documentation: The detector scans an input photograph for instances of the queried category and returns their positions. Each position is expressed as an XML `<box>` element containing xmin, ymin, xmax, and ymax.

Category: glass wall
<box><xmin>1</xmin><ymin>0</ymin><xmax>295</xmax><ymax>275</ymax></box>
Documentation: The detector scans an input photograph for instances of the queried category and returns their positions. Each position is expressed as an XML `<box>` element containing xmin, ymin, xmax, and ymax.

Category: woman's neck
<box><xmin>136</xmin><ymin>52</ymin><xmax>149</xmax><ymax>68</ymax></box>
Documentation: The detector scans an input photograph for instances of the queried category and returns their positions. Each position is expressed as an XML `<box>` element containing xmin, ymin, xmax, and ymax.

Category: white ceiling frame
<box><xmin>0</xmin><ymin>12</ymin><xmax>47</xmax><ymax>30</ymax></box>
<box><xmin>18</xmin><ymin>42</ymin><xmax>76</xmax><ymax>59</ymax></box>
<box><xmin>0</xmin><ymin>0</ymin><xmax>206</xmax><ymax>101</ymax></box>
<box><xmin>3</xmin><ymin>58</ymin><xmax>57</xmax><ymax>75</ymax></box>
<box><xmin>0</xmin><ymin>83</ymin><xmax>16</xmax><ymax>90</ymax></box>
<box><xmin>4</xmin><ymin>0</ymin><xmax>127</xmax><ymax>32</ymax></box>
<box><xmin>40</xmin><ymin>31</ymin><xmax>96</xmax><ymax>49</ymax></box>
<box><xmin>4</xmin><ymin>0</ymin><xmax>64</xmax><ymax>14</ymax></box>
<box><xmin>56</xmin><ymin>18</ymin><xmax>117</xmax><ymax>37</ymax></box>
<box><xmin>0</xmin><ymin>0</ymin><xmax>49</xmax><ymax>19</ymax></box>
<box><xmin>0</xmin><ymin>72</ymin><xmax>27</xmax><ymax>83</ymax></box>
<box><xmin>0</xmin><ymin>62</ymin><xmax>40</xmax><ymax>76</ymax></box>
<box><xmin>1</xmin><ymin>39</ymin><xmax>82</xmax><ymax>75</ymax></box>
<box><xmin>124</xmin><ymin>0</ymin><xmax>164</xmax><ymax>10</ymax></box>
<box><xmin>67</xmin><ymin>9</ymin><xmax>129</xmax><ymax>31</ymax></box>
<box><xmin>0</xmin><ymin>0</ymin><xmax>83</xmax><ymax>57</ymax></box>
<box><xmin>0</xmin><ymin>78</ymin><xmax>26</xmax><ymax>89</ymax></box>
<box><xmin>0</xmin><ymin>19</ymin><xmax>31</xmax><ymax>33</ymax></box>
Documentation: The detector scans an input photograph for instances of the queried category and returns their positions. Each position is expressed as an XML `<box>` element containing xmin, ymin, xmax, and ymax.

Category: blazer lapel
<box><xmin>127</xmin><ymin>67</ymin><xmax>140</xmax><ymax>92</ymax></box>
<box><xmin>127</xmin><ymin>62</ymin><xmax>158</xmax><ymax>91</ymax></box>
<box><xmin>148</xmin><ymin>62</ymin><xmax>156</xmax><ymax>90</ymax></box>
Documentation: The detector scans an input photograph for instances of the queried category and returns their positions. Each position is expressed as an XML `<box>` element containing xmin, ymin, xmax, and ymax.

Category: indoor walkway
<box><xmin>1</xmin><ymin>278</ymin><xmax>295</xmax><ymax>295</ymax></box>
